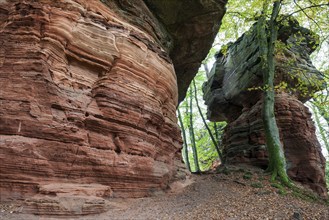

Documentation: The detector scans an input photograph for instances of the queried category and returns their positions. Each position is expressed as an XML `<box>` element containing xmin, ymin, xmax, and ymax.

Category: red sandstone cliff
<box><xmin>0</xmin><ymin>0</ymin><xmax>226</xmax><ymax>215</ymax></box>
<box><xmin>0</xmin><ymin>0</ymin><xmax>180</xmax><ymax>198</ymax></box>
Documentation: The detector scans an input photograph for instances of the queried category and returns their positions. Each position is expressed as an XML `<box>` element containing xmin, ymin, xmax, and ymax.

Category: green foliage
<box><xmin>217</xmin><ymin>0</ymin><xmax>263</xmax><ymax>45</ymax></box>
<box><xmin>178</xmin><ymin>71</ymin><xmax>226</xmax><ymax>172</ymax></box>
<box><xmin>258</xmin><ymin>176</ymin><xmax>265</xmax><ymax>181</ymax></box>
<box><xmin>251</xmin><ymin>182</ymin><xmax>264</xmax><ymax>188</ymax></box>
<box><xmin>291</xmin><ymin>190</ymin><xmax>318</xmax><ymax>202</ymax></box>
<box><xmin>177</xmin><ymin>0</ymin><xmax>329</xmax><ymax>175</ymax></box>
<box><xmin>243</xmin><ymin>172</ymin><xmax>253</xmax><ymax>180</ymax></box>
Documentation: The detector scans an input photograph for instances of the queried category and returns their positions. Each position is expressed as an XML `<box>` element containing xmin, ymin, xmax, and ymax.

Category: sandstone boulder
<box><xmin>203</xmin><ymin>18</ymin><xmax>327</xmax><ymax>197</ymax></box>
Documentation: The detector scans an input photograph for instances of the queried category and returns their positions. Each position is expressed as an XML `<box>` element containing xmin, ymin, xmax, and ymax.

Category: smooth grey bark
<box><xmin>192</xmin><ymin>79</ymin><xmax>223</xmax><ymax>162</ymax></box>
<box><xmin>188</xmin><ymin>87</ymin><xmax>200</xmax><ymax>172</ymax></box>
<box><xmin>178</xmin><ymin>108</ymin><xmax>191</xmax><ymax>171</ymax></box>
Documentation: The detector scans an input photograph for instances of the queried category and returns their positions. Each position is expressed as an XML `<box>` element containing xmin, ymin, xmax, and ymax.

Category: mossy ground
<box><xmin>215</xmin><ymin>164</ymin><xmax>328</xmax><ymax>204</ymax></box>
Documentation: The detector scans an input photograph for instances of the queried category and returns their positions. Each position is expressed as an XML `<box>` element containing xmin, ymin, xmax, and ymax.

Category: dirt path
<box><xmin>1</xmin><ymin>166</ymin><xmax>328</xmax><ymax>220</ymax></box>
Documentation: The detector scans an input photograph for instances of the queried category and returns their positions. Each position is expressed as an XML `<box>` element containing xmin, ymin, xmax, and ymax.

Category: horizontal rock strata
<box><xmin>0</xmin><ymin>0</ymin><xmax>181</xmax><ymax>202</ymax></box>
<box><xmin>0</xmin><ymin>1</ymin><xmax>227</xmax><ymax>215</ymax></box>
<box><xmin>101</xmin><ymin>0</ymin><xmax>227</xmax><ymax>102</ymax></box>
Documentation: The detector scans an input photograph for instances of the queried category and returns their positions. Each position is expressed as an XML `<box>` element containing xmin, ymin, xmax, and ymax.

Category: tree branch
<box><xmin>291</xmin><ymin>0</ymin><xmax>326</xmax><ymax>33</ymax></box>
<box><xmin>287</xmin><ymin>2</ymin><xmax>328</xmax><ymax>17</ymax></box>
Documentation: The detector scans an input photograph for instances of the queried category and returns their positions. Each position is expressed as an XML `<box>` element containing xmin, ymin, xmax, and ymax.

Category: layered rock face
<box><xmin>0</xmin><ymin>0</ymin><xmax>226</xmax><ymax>212</ymax></box>
<box><xmin>203</xmin><ymin>19</ymin><xmax>327</xmax><ymax>197</ymax></box>
<box><xmin>0</xmin><ymin>0</ymin><xmax>180</xmax><ymax>200</ymax></box>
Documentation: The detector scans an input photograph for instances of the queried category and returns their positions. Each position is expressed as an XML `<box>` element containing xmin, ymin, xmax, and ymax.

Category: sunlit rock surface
<box><xmin>0</xmin><ymin>0</ymin><xmax>226</xmax><ymax>215</ymax></box>
<box><xmin>203</xmin><ymin>19</ymin><xmax>327</xmax><ymax>197</ymax></box>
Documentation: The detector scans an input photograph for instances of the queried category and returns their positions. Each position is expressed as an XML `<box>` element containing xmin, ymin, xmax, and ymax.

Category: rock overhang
<box><xmin>147</xmin><ymin>0</ymin><xmax>227</xmax><ymax>103</ymax></box>
<box><xmin>101</xmin><ymin>0</ymin><xmax>228</xmax><ymax>103</ymax></box>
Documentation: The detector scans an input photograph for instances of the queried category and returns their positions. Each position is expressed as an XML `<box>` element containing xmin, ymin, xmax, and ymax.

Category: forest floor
<box><xmin>1</xmin><ymin>165</ymin><xmax>328</xmax><ymax>220</ymax></box>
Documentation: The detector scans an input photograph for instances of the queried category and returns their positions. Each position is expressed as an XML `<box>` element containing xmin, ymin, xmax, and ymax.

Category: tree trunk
<box><xmin>192</xmin><ymin>79</ymin><xmax>223</xmax><ymax>162</ymax></box>
<box><xmin>311</xmin><ymin>104</ymin><xmax>329</xmax><ymax>153</ymax></box>
<box><xmin>313</xmin><ymin>97</ymin><xmax>329</xmax><ymax>128</ymax></box>
<box><xmin>213</xmin><ymin>123</ymin><xmax>221</xmax><ymax>149</ymax></box>
<box><xmin>258</xmin><ymin>0</ymin><xmax>291</xmax><ymax>184</ymax></box>
<box><xmin>188</xmin><ymin>86</ymin><xmax>200</xmax><ymax>173</ymax></box>
<box><xmin>178</xmin><ymin>108</ymin><xmax>191</xmax><ymax>171</ymax></box>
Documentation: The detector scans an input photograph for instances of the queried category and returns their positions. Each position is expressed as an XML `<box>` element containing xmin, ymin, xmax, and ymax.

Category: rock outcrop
<box><xmin>101</xmin><ymin>0</ymin><xmax>227</xmax><ymax>102</ymax></box>
<box><xmin>0</xmin><ymin>0</ymin><xmax>226</xmax><ymax>215</ymax></box>
<box><xmin>203</xmin><ymin>19</ymin><xmax>327</xmax><ymax>197</ymax></box>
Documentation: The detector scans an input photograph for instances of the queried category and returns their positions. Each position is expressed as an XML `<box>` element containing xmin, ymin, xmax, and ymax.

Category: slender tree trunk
<box><xmin>192</xmin><ymin>79</ymin><xmax>223</xmax><ymax>162</ymax></box>
<box><xmin>311</xmin><ymin>104</ymin><xmax>329</xmax><ymax>153</ymax></box>
<box><xmin>258</xmin><ymin>0</ymin><xmax>291</xmax><ymax>185</ymax></box>
<box><xmin>204</xmin><ymin>63</ymin><xmax>210</xmax><ymax>78</ymax></box>
<box><xmin>313</xmin><ymin>98</ymin><xmax>329</xmax><ymax>128</ymax></box>
<box><xmin>188</xmin><ymin>87</ymin><xmax>200</xmax><ymax>173</ymax></box>
<box><xmin>178</xmin><ymin>108</ymin><xmax>191</xmax><ymax>171</ymax></box>
<box><xmin>213</xmin><ymin>123</ymin><xmax>221</xmax><ymax>148</ymax></box>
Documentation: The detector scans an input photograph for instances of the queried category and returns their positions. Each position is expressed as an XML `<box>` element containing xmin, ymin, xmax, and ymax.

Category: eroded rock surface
<box><xmin>0</xmin><ymin>0</ymin><xmax>179</xmax><ymax>200</ymax></box>
<box><xmin>0</xmin><ymin>0</ymin><xmax>226</xmax><ymax>215</ymax></box>
<box><xmin>101</xmin><ymin>0</ymin><xmax>227</xmax><ymax>102</ymax></box>
<box><xmin>203</xmin><ymin>19</ymin><xmax>327</xmax><ymax>197</ymax></box>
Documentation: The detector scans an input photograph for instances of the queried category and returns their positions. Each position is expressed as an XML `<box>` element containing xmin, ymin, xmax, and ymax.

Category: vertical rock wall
<box><xmin>203</xmin><ymin>19</ymin><xmax>327</xmax><ymax>197</ymax></box>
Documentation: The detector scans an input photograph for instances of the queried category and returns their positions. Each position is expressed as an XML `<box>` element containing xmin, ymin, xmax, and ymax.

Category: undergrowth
<box><xmin>216</xmin><ymin>165</ymin><xmax>329</xmax><ymax>205</ymax></box>
<box><xmin>271</xmin><ymin>181</ymin><xmax>328</xmax><ymax>205</ymax></box>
